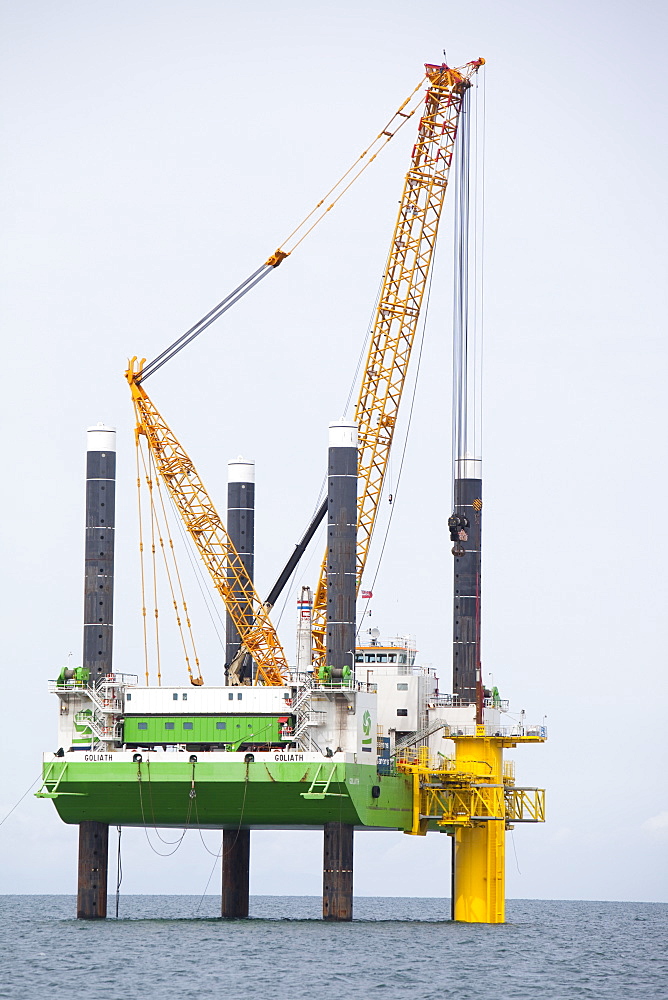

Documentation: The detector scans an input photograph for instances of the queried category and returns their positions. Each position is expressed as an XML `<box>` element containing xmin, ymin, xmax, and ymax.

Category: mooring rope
<box><xmin>136</xmin><ymin>759</ymin><xmax>193</xmax><ymax>857</ymax></box>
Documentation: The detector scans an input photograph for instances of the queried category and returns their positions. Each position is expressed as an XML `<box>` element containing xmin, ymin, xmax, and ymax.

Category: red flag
<box><xmin>361</xmin><ymin>590</ymin><xmax>373</xmax><ymax>599</ymax></box>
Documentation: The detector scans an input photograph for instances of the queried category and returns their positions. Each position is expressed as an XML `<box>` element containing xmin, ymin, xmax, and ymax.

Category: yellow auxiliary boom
<box><xmin>127</xmin><ymin>357</ymin><xmax>288</xmax><ymax>686</ymax></box>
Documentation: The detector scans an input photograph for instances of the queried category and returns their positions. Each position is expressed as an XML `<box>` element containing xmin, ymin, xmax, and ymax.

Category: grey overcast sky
<box><xmin>1</xmin><ymin>0</ymin><xmax>667</xmax><ymax>902</ymax></box>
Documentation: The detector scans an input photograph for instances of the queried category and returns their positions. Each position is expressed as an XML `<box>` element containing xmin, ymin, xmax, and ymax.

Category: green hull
<box><xmin>42</xmin><ymin>756</ymin><xmax>414</xmax><ymax>830</ymax></box>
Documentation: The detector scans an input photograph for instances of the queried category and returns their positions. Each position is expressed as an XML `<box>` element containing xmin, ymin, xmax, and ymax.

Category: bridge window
<box><xmin>365</xmin><ymin>654</ymin><xmax>375</xmax><ymax>663</ymax></box>
<box><xmin>355</xmin><ymin>654</ymin><xmax>364</xmax><ymax>663</ymax></box>
<box><xmin>388</xmin><ymin>655</ymin><xmax>397</xmax><ymax>663</ymax></box>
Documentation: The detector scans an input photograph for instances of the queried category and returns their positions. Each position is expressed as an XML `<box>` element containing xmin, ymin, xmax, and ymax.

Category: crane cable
<box><xmin>279</xmin><ymin>76</ymin><xmax>426</xmax><ymax>255</ymax></box>
<box><xmin>142</xmin><ymin>440</ymin><xmax>202</xmax><ymax>685</ymax></box>
<box><xmin>145</xmin><ymin>447</ymin><xmax>163</xmax><ymax>686</ymax></box>
<box><xmin>451</xmin><ymin>83</ymin><xmax>472</xmax><ymax>504</ymax></box>
<box><xmin>171</xmin><ymin>508</ymin><xmax>227</xmax><ymax>648</ymax></box>
<box><xmin>451</xmin><ymin>79</ymin><xmax>485</xmax><ymax>505</ymax></box>
<box><xmin>354</xmin><ymin>243</ymin><xmax>435</xmax><ymax>641</ymax></box>
<box><xmin>135</xmin><ymin>441</ymin><xmax>151</xmax><ymax>686</ymax></box>
<box><xmin>150</xmin><ymin>449</ymin><xmax>204</xmax><ymax>686</ymax></box>
<box><xmin>136</xmin><ymin>76</ymin><xmax>428</xmax><ymax>385</ymax></box>
<box><xmin>135</xmin><ymin>436</ymin><xmax>204</xmax><ymax>686</ymax></box>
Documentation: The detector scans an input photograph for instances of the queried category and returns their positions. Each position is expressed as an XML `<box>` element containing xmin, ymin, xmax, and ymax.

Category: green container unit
<box><xmin>123</xmin><ymin>714</ymin><xmax>291</xmax><ymax>749</ymax></box>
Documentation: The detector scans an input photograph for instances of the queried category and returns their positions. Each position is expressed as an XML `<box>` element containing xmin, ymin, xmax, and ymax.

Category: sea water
<box><xmin>1</xmin><ymin>896</ymin><xmax>665</xmax><ymax>999</ymax></box>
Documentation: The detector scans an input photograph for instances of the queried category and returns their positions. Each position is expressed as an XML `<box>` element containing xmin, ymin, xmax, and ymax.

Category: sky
<box><xmin>1</xmin><ymin>0</ymin><xmax>667</xmax><ymax>904</ymax></box>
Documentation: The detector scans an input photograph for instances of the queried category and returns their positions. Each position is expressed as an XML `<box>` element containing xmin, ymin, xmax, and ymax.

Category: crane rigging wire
<box><xmin>138</xmin><ymin>264</ymin><xmax>272</xmax><ymax>383</ymax></box>
<box><xmin>264</xmin><ymin>269</ymin><xmax>389</xmax><ymax>632</ymax></box>
<box><xmin>451</xmin><ymin>81</ymin><xmax>484</xmax><ymax>505</ymax></box>
<box><xmin>150</xmin><ymin>449</ymin><xmax>204</xmax><ymax>685</ymax></box>
<box><xmin>355</xmin><ymin>247</ymin><xmax>435</xmax><ymax>641</ymax></box>
<box><xmin>136</xmin><ymin>438</ymin><xmax>205</xmax><ymax>685</ymax></box>
<box><xmin>279</xmin><ymin>77</ymin><xmax>426</xmax><ymax>253</ymax></box>
<box><xmin>478</xmin><ymin>72</ymin><xmax>486</xmax><ymax>477</ymax></box>
<box><xmin>342</xmin><ymin>271</ymin><xmax>386</xmax><ymax>419</ymax></box>
<box><xmin>135</xmin><ymin>441</ymin><xmax>151</xmax><ymax>686</ymax></box>
<box><xmin>136</xmin><ymin>76</ymin><xmax>428</xmax><ymax>385</ymax></box>
<box><xmin>172</xmin><ymin>509</ymin><xmax>227</xmax><ymax>647</ymax></box>
<box><xmin>146</xmin><ymin>449</ymin><xmax>163</xmax><ymax>686</ymax></box>
<box><xmin>452</xmin><ymin>83</ymin><xmax>472</xmax><ymax>497</ymax></box>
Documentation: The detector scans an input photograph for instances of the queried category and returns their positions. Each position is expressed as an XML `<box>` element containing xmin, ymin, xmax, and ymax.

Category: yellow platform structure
<box><xmin>398</xmin><ymin>725</ymin><xmax>546</xmax><ymax>924</ymax></box>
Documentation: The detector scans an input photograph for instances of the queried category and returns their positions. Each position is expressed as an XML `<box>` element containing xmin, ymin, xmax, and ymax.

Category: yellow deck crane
<box><xmin>310</xmin><ymin>58</ymin><xmax>485</xmax><ymax>669</ymax></box>
<box><xmin>125</xmin><ymin>59</ymin><xmax>482</xmax><ymax>688</ymax></box>
<box><xmin>123</xmin><ymin>69</ymin><xmax>445</xmax><ymax>688</ymax></box>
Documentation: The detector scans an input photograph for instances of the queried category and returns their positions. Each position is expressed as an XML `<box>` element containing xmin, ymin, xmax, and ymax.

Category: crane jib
<box><xmin>309</xmin><ymin>59</ymin><xmax>485</xmax><ymax>670</ymax></box>
<box><xmin>127</xmin><ymin>360</ymin><xmax>289</xmax><ymax>686</ymax></box>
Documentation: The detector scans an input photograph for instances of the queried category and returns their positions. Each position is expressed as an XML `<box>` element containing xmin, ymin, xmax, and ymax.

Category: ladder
<box><xmin>300</xmin><ymin>762</ymin><xmax>346</xmax><ymax>800</ymax></box>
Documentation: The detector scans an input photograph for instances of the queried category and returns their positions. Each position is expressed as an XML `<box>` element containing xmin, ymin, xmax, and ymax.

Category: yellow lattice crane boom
<box><xmin>310</xmin><ymin>59</ymin><xmax>485</xmax><ymax>667</ymax></box>
<box><xmin>127</xmin><ymin>358</ymin><xmax>288</xmax><ymax>686</ymax></box>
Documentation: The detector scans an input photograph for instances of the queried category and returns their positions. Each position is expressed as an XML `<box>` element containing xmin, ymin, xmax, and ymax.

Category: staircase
<box><xmin>394</xmin><ymin>718</ymin><xmax>447</xmax><ymax>756</ymax></box>
<box><xmin>291</xmin><ymin>685</ymin><xmax>326</xmax><ymax>752</ymax></box>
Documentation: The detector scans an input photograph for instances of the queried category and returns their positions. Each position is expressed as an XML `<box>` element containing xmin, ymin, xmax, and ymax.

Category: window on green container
<box><xmin>216</xmin><ymin>722</ymin><xmax>226</xmax><ymax>730</ymax></box>
<box><xmin>183</xmin><ymin>722</ymin><xmax>193</xmax><ymax>730</ymax></box>
<box><xmin>138</xmin><ymin>723</ymin><xmax>148</xmax><ymax>730</ymax></box>
<box><xmin>165</xmin><ymin>722</ymin><xmax>174</xmax><ymax>730</ymax></box>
